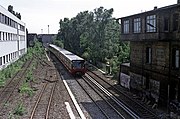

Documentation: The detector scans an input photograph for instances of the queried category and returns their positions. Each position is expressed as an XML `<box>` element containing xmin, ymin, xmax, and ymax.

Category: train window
<box><xmin>72</xmin><ymin>60</ymin><xmax>84</xmax><ymax>68</ymax></box>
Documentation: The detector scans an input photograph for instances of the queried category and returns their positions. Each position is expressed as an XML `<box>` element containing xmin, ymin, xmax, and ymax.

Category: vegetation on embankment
<box><xmin>0</xmin><ymin>41</ymin><xmax>44</xmax><ymax>87</ymax></box>
<box><xmin>55</xmin><ymin>6</ymin><xmax>130</xmax><ymax>77</ymax></box>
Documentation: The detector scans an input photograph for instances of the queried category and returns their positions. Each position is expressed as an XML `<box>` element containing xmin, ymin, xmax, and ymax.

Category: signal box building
<box><xmin>0</xmin><ymin>5</ymin><xmax>26</xmax><ymax>70</ymax></box>
<box><xmin>120</xmin><ymin>2</ymin><xmax>180</xmax><ymax>108</ymax></box>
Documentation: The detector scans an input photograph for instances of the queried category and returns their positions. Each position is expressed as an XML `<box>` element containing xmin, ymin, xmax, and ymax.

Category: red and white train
<box><xmin>48</xmin><ymin>44</ymin><xmax>86</xmax><ymax>75</ymax></box>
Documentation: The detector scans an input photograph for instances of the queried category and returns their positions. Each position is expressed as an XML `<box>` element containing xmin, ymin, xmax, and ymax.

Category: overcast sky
<box><xmin>0</xmin><ymin>0</ymin><xmax>177</xmax><ymax>34</ymax></box>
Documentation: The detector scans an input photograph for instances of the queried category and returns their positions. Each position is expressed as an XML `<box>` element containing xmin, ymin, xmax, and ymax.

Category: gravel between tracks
<box><xmin>0</xmin><ymin>55</ymin><xmax>78</xmax><ymax>119</ymax></box>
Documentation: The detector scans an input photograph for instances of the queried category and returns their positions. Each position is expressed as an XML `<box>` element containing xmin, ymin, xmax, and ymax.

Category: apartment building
<box><xmin>0</xmin><ymin>5</ymin><xmax>26</xmax><ymax>70</ymax></box>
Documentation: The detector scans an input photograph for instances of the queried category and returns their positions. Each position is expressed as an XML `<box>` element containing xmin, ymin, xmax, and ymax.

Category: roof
<box><xmin>0</xmin><ymin>5</ymin><xmax>25</xmax><ymax>25</ymax></box>
<box><xmin>120</xmin><ymin>3</ymin><xmax>180</xmax><ymax>19</ymax></box>
<box><xmin>49</xmin><ymin>44</ymin><xmax>84</xmax><ymax>61</ymax></box>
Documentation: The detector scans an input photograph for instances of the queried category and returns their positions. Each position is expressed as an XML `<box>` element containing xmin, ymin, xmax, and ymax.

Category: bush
<box><xmin>13</xmin><ymin>103</ymin><xmax>26</xmax><ymax>116</ymax></box>
<box><xmin>19</xmin><ymin>83</ymin><xmax>34</xmax><ymax>97</ymax></box>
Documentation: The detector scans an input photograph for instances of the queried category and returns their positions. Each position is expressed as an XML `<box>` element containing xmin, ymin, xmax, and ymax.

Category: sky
<box><xmin>0</xmin><ymin>0</ymin><xmax>177</xmax><ymax>34</ymax></box>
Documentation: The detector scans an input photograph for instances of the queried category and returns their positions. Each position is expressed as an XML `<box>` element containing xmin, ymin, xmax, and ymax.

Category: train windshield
<box><xmin>72</xmin><ymin>60</ymin><xmax>84</xmax><ymax>69</ymax></box>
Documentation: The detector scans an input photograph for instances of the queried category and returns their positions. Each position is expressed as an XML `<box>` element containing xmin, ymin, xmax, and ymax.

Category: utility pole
<box><xmin>48</xmin><ymin>25</ymin><xmax>49</xmax><ymax>34</ymax></box>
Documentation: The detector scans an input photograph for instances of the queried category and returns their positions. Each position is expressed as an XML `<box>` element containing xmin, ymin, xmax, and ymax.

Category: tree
<box><xmin>58</xmin><ymin>6</ymin><xmax>130</xmax><ymax>75</ymax></box>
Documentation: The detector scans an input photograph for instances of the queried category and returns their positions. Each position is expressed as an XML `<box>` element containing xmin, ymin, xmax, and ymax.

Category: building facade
<box><xmin>0</xmin><ymin>5</ymin><xmax>26</xmax><ymax>70</ymax></box>
<box><xmin>120</xmin><ymin>2</ymin><xmax>180</xmax><ymax>108</ymax></box>
<box><xmin>27</xmin><ymin>33</ymin><xmax>38</xmax><ymax>47</ymax></box>
<box><xmin>38</xmin><ymin>34</ymin><xmax>56</xmax><ymax>47</ymax></box>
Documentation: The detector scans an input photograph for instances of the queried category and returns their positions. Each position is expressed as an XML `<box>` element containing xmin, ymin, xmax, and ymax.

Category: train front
<box><xmin>71</xmin><ymin>60</ymin><xmax>86</xmax><ymax>75</ymax></box>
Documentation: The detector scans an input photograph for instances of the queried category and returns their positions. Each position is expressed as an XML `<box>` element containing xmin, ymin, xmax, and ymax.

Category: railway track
<box><xmin>30</xmin><ymin>69</ymin><xmax>58</xmax><ymax>119</ymax></box>
<box><xmin>0</xmin><ymin>59</ymin><xmax>33</xmax><ymax>108</ymax></box>
<box><xmin>86</xmin><ymin>71</ymin><xmax>159</xmax><ymax>119</ymax></box>
<box><xmin>76</xmin><ymin>77</ymin><xmax>120</xmax><ymax>119</ymax></box>
<box><xmin>82</xmin><ymin>74</ymin><xmax>138</xmax><ymax>119</ymax></box>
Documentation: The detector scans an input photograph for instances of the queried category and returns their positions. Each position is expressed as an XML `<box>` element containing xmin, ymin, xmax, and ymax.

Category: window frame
<box><xmin>0</xmin><ymin>57</ymin><xmax>2</xmax><ymax>66</ymax></box>
<box><xmin>123</xmin><ymin>20</ymin><xmax>130</xmax><ymax>34</ymax></box>
<box><xmin>173</xmin><ymin>13</ymin><xmax>179</xmax><ymax>31</ymax></box>
<box><xmin>133</xmin><ymin>18</ymin><xmax>141</xmax><ymax>33</ymax></box>
<box><xmin>172</xmin><ymin>48</ymin><xmax>180</xmax><ymax>69</ymax></box>
<box><xmin>146</xmin><ymin>15</ymin><xmax>156</xmax><ymax>32</ymax></box>
<box><xmin>164</xmin><ymin>17</ymin><xmax>169</xmax><ymax>32</ymax></box>
<box><xmin>146</xmin><ymin>47</ymin><xmax>152</xmax><ymax>64</ymax></box>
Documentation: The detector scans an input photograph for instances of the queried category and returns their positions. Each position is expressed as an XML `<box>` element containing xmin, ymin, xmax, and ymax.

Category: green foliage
<box><xmin>52</xmin><ymin>39</ymin><xmax>64</xmax><ymax>48</ymax></box>
<box><xmin>26</xmin><ymin>70</ymin><xmax>33</xmax><ymax>82</ymax></box>
<box><xmin>26</xmin><ymin>41</ymin><xmax>45</xmax><ymax>58</ymax></box>
<box><xmin>0</xmin><ymin>79</ymin><xmax>5</xmax><ymax>87</ymax></box>
<box><xmin>58</xmin><ymin>6</ymin><xmax>130</xmax><ymax>76</ymax></box>
<box><xmin>13</xmin><ymin>102</ymin><xmax>26</xmax><ymax>116</ymax></box>
<box><xmin>0</xmin><ymin>72</ymin><xmax>5</xmax><ymax>87</ymax></box>
<box><xmin>0</xmin><ymin>58</ymin><xmax>24</xmax><ymax>88</ymax></box>
<box><xmin>8</xmin><ymin>112</ymin><xmax>14</xmax><ymax>119</ymax></box>
<box><xmin>82</xmin><ymin>51</ymin><xmax>90</xmax><ymax>61</ymax></box>
<box><xmin>4</xmin><ymin>68</ymin><xmax>12</xmax><ymax>78</ymax></box>
<box><xmin>19</xmin><ymin>83</ymin><xmax>34</xmax><ymax>97</ymax></box>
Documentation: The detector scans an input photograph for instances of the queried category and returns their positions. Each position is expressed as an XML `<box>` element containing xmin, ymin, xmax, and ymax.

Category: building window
<box><xmin>0</xmin><ymin>13</ymin><xmax>1</xmax><ymax>23</ymax></box>
<box><xmin>146</xmin><ymin>47</ymin><xmax>152</xmax><ymax>64</ymax></box>
<box><xmin>172</xmin><ymin>49</ymin><xmax>179</xmax><ymax>69</ymax></box>
<box><xmin>134</xmin><ymin>18</ymin><xmax>141</xmax><ymax>33</ymax></box>
<box><xmin>3</xmin><ymin>56</ymin><xmax>5</xmax><ymax>64</ymax></box>
<box><xmin>164</xmin><ymin>18</ymin><xmax>169</xmax><ymax>31</ymax></box>
<box><xmin>123</xmin><ymin>20</ymin><xmax>130</xmax><ymax>34</ymax></box>
<box><xmin>6</xmin><ymin>55</ymin><xmax>8</xmax><ymax>62</ymax></box>
<box><xmin>0</xmin><ymin>57</ymin><xmax>2</xmax><ymax>66</ymax></box>
<box><xmin>146</xmin><ymin>15</ymin><xmax>156</xmax><ymax>32</ymax></box>
<box><xmin>0</xmin><ymin>31</ymin><xmax>1</xmax><ymax>40</ymax></box>
<box><xmin>6</xmin><ymin>33</ymin><xmax>8</xmax><ymax>40</ymax></box>
<box><xmin>9</xmin><ymin>54</ymin><xmax>10</xmax><ymax>61</ymax></box>
<box><xmin>173</xmin><ymin>14</ymin><xmax>179</xmax><ymax>31</ymax></box>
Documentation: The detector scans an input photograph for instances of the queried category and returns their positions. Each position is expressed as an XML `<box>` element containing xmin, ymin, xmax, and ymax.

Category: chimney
<box><xmin>178</xmin><ymin>0</ymin><xmax>180</xmax><ymax>4</ymax></box>
<box><xmin>154</xmin><ymin>6</ymin><xmax>157</xmax><ymax>10</ymax></box>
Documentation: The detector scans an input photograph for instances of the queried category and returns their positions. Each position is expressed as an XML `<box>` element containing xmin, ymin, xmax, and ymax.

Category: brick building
<box><xmin>120</xmin><ymin>2</ymin><xmax>180</xmax><ymax>108</ymax></box>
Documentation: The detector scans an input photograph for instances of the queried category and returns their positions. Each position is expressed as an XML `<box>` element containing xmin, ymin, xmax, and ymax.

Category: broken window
<box><xmin>146</xmin><ymin>15</ymin><xmax>156</xmax><ymax>32</ymax></box>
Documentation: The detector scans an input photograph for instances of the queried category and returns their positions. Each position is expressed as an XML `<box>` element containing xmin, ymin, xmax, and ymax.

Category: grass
<box><xmin>13</xmin><ymin>102</ymin><xmax>26</xmax><ymax>116</ymax></box>
<box><xmin>0</xmin><ymin>41</ymin><xmax>45</xmax><ymax>88</ymax></box>
<box><xmin>19</xmin><ymin>83</ymin><xmax>34</xmax><ymax>97</ymax></box>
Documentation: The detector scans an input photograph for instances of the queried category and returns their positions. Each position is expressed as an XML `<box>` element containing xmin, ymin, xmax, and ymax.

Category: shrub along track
<box><xmin>0</xmin><ymin>49</ymin><xmax>78</xmax><ymax>119</ymax></box>
<box><xmin>0</xmin><ymin>58</ymin><xmax>34</xmax><ymax>118</ymax></box>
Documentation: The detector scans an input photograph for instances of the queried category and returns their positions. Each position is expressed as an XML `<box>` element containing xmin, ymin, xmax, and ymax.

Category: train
<box><xmin>48</xmin><ymin>44</ymin><xmax>86</xmax><ymax>75</ymax></box>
